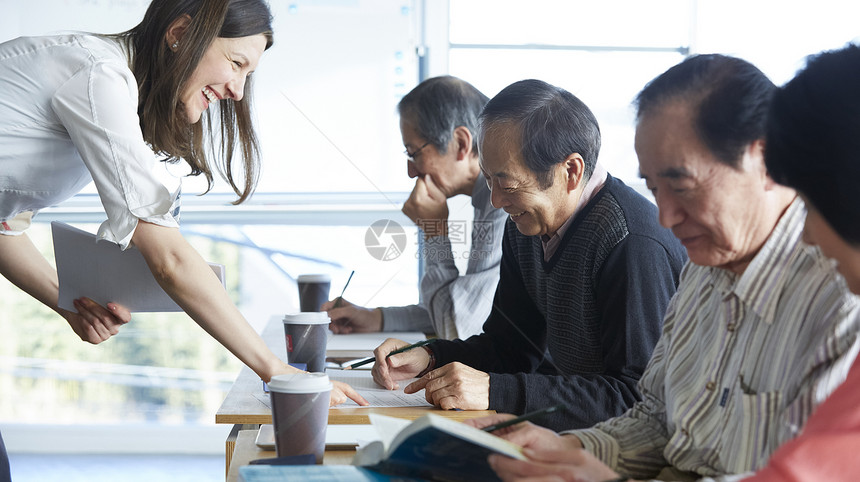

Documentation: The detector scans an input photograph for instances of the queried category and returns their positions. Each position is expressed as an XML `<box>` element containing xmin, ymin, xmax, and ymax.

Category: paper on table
<box><xmin>52</xmin><ymin>221</ymin><xmax>225</xmax><ymax>312</ymax></box>
<box><xmin>326</xmin><ymin>332</ymin><xmax>427</xmax><ymax>359</ymax></box>
<box><xmin>329</xmin><ymin>369</ymin><xmax>433</xmax><ymax>408</ymax></box>
<box><xmin>252</xmin><ymin>371</ymin><xmax>431</xmax><ymax>409</ymax></box>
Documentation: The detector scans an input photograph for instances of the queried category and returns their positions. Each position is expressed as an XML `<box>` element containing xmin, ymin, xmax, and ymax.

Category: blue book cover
<box><xmin>241</xmin><ymin>414</ymin><xmax>524</xmax><ymax>482</ymax></box>
<box><xmin>354</xmin><ymin>414</ymin><xmax>525</xmax><ymax>482</ymax></box>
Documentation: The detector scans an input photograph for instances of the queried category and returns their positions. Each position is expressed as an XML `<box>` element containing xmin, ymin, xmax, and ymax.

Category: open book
<box><xmin>239</xmin><ymin>414</ymin><xmax>524</xmax><ymax>481</ymax></box>
<box><xmin>353</xmin><ymin>413</ymin><xmax>526</xmax><ymax>481</ymax></box>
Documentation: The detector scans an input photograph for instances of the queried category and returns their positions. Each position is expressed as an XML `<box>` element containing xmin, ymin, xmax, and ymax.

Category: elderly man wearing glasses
<box><xmin>322</xmin><ymin>76</ymin><xmax>507</xmax><ymax>341</ymax></box>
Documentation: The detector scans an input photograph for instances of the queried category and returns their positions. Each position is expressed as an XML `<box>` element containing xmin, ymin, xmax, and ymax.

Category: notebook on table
<box><xmin>255</xmin><ymin>423</ymin><xmax>379</xmax><ymax>450</ymax></box>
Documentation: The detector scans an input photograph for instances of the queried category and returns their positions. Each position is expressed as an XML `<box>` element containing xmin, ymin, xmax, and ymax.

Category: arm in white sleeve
<box><xmin>52</xmin><ymin>53</ymin><xmax>178</xmax><ymax>249</ymax></box>
<box><xmin>380</xmin><ymin>304</ymin><xmax>434</xmax><ymax>333</ymax></box>
<box><xmin>417</xmin><ymin>201</ymin><xmax>507</xmax><ymax>340</ymax></box>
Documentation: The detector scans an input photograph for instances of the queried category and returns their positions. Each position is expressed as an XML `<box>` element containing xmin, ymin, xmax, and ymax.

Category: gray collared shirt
<box><xmin>381</xmin><ymin>176</ymin><xmax>507</xmax><ymax>339</ymax></box>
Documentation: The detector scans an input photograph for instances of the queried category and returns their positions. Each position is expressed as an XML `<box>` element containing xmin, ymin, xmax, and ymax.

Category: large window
<box><xmin>443</xmin><ymin>0</ymin><xmax>860</xmax><ymax>186</ymax></box>
<box><xmin>248</xmin><ymin>1</ymin><xmax>420</xmax><ymax>194</ymax></box>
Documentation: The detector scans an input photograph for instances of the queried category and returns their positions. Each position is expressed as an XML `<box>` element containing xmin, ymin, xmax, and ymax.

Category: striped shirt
<box><xmin>381</xmin><ymin>176</ymin><xmax>507</xmax><ymax>339</ymax></box>
<box><xmin>568</xmin><ymin>198</ymin><xmax>860</xmax><ymax>480</ymax></box>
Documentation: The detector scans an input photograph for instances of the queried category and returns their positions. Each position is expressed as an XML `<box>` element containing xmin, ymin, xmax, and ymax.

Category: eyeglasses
<box><xmin>404</xmin><ymin>141</ymin><xmax>431</xmax><ymax>162</ymax></box>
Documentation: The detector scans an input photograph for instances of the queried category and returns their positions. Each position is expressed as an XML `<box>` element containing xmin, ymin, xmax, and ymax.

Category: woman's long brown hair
<box><xmin>111</xmin><ymin>0</ymin><xmax>273</xmax><ymax>204</ymax></box>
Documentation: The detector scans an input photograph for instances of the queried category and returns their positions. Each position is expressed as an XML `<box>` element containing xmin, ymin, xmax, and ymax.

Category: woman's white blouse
<box><xmin>0</xmin><ymin>33</ymin><xmax>180</xmax><ymax>248</ymax></box>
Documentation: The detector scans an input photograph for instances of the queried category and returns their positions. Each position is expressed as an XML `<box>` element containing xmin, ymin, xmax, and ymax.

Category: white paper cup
<box><xmin>268</xmin><ymin>373</ymin><xmax>332</xmax><ymax>463</ymax></box>
<box><xmin>297</xmin><ymin>274</ymin><xmax>331</xmax><ymax>312</ymax></box>
<box><xmin>283</xmin><ymin>312</ymin><xmax>330</xmax><ymax>372</ymax></box>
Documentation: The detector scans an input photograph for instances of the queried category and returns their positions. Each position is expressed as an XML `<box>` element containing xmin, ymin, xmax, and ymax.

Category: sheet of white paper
<box><xmin>52</xmin><ymin>221</ymin><xmax>224</xmax><ymax>312</ymax></box>
<box><xmin>326</xmin><ymin>332</ymin><xmax>427</xmax><ymax>358</ymax></box>
<box><xmin>328</xmin><ymin>369</ymin><xmax>433</xmax><ymax>408</ymax></box>
<box><xmin>253</xmin><ymin>371</ymin><xmax>431</xmax><ymax>409</ymax></box>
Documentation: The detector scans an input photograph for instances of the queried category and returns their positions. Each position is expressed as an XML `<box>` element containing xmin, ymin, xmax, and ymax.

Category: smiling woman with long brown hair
<box><xmin>0</xmin><ymin>4</ymin><xmax>364</xmax><ymax>470</ymax></box>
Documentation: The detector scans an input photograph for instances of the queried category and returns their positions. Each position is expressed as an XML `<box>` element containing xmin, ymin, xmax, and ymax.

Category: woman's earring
<box><xmin>171</xmin><ymin>42</ymin><xmax>178</xmax><ymax>49</ymax></box>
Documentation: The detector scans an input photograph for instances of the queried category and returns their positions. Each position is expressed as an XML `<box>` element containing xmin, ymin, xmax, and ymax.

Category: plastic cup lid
<box><xmin>283</xmin><ymin>312</ymin><xmax>330</xmax><ymax>325</ymax></box>
<box><xmin>297</xmin><ymin>274</ymin><xmax>331</xmax><ymax>283</ymax></box>
<box><xmin>268</xmin><ymin>372</ymin><xmax>332</xmax><ymax>393</ymax></box>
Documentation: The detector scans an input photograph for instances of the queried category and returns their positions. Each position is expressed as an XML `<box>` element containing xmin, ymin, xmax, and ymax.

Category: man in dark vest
<box><xmin>372</xmin><ymin>79</ymin><xmax>687</xmax><ymax>431</ymax></box>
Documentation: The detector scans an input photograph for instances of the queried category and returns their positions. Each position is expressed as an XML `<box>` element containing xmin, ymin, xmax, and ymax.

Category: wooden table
<box><xmin>216</xmin><ymin>318</ymin><xmax>286</xmax><ymax>426</ymax></box>
<box><xmin>217</xmin><ymin>317</ymin><xmax>446</xmax><ymax>424</ymax></box>
<box><xmin>216</xmin><ymin>317</ymin><xmax>284</xmax><ymax>474</ymax></box>
<box><xmin>226</xmin><ymin>429</ymin><xmax>356</xmax><ymax>482</ymax></box>
<box><xmin>216</xmin><ymin>317</ymin><xmax>495</xmax><ymax>474</ymax></box>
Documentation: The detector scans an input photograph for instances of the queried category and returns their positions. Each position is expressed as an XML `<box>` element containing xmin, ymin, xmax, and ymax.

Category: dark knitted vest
<box><xmin>505</xmin><ymin>190</ymin><xmax>629</xmax><ymax>375</ymax></box>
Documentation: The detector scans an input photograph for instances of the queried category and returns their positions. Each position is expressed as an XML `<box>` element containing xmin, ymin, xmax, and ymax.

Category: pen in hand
<box><xmin>342</xmin><ymin>339</ymin><xmax>433</xmax><ymax>370</ymax></box>
<box><xmin>482</xmin><ymin>404</ymin><xmax>565</xmax><ymax>432</ymax></box>
<box><xmin>332</xmin><ymin>270</ymin><xmax>355</xmax><ymax>309</ymax></box>
<box><xmin>386</xmin><ymin>338</ymin><xmax>433</xmax><ymax>357</ymax></box>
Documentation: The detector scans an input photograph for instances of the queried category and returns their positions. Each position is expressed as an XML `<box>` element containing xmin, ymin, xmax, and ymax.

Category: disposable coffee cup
<box><xmin>268</xmin><ymin>373</ymin><xmax>332</xmax><ymax>463</ymax></box>
<box><xmin>297</xmin><ymin>274</ymin><xmax>331</xmax><ymax>312</ymax></box>
<box><xmin>283</xmin><ymin>312</ymin><xmax>330</xmax><ymax>373</ymax></box>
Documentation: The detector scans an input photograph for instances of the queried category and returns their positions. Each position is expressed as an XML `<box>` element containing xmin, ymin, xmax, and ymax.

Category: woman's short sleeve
<box><xmin>51</xmin><ymin>53</ymin><xmax>178</xmax><ymax>249</ymax></box>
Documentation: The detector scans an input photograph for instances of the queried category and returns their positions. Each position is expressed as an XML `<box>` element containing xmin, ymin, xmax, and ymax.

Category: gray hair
<box><xmin>397</xmin><ymin>76</ymin><xmax>489</xmax><ymax>154</ymax></box>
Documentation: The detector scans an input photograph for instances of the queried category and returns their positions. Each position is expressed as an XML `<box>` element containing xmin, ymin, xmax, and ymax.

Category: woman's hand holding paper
<box><xmin>64</xmin><ymin>297</ymin><xmax>131</xmax><ymax>344</ymax></box>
